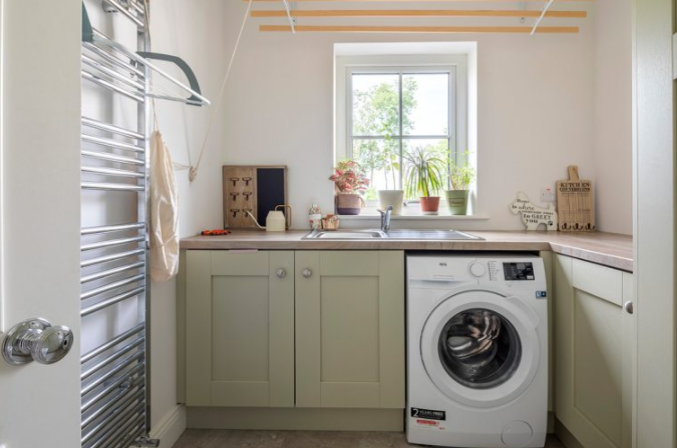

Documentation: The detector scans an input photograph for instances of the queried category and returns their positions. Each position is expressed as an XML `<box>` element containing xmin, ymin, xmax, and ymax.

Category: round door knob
<box><xmin>302</xmin><ymin>269</ymin><xmax>312</xmax><ymax>278</ymax></box>
<box><xmin>469</xmin><ymin>262</ymin><xmax>486</xmax><ymax>278</ymax></box>
<box><xmin>624</xmin><ymin>301</ymin><xmax>634</xmax><ymax>315</ymax></box>
<box><xmin>2</xmin><ymin>318</ymin><xmax>74</xmax><ymax>366</ymax></box>
<box><xmin>276</xmin><ymin>268</ymin><xmax>286</xmax><ymax>278</ymax></box>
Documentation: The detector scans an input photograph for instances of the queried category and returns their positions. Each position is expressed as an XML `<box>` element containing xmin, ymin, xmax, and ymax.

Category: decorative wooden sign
<box><xmin>556</xmin><ymin>166</ymin><xmax>595</xmax><ymax>231</ymax></box>
<box><xmin>510</xmin><ymin>192</ymin><xmax>558</xmax><ymax>231</ymax></box>
<box><xmin>222</xmin><ymin>165</ymin><xmax>287</xmax><ymax>229</ymax></box>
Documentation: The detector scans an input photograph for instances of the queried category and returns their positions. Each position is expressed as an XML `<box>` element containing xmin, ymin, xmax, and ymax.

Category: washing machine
<box><xmin>407</xmin><ymin>254</ymin><xmax>548</xmax><ymax>448</ymax></box>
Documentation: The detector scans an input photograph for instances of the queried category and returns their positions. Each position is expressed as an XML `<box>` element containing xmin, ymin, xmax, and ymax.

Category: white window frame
<box><xmin>335</xmin><ymin>54</ymin><xmax>469</xmax><ymax>198</ymax></box>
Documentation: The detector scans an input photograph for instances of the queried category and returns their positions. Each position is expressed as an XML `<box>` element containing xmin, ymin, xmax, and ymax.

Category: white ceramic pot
<box><xmin>378</xmin><ymin>190</ymin><xmax>404</xmax><ymax>215</ymax></box>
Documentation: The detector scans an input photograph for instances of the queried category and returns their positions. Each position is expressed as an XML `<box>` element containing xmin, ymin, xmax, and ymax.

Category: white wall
<box><xmin>147</xmin><ymin>0</ymin><xmax>231</xmax><ymax>443</ymax></box>
<box><xmin>218</xmin><ymin>3</ymin><xmax>604</xmax><ymax>231</ymax></box>
<box><xmin>591</xmin><ymin>0</ymin><xmax>633</xmax><ymax>235</ymax></box>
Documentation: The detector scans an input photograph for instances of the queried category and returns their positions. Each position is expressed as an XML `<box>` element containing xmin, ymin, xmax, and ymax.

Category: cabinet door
<box><xmin>185</xmin><ymin>250</ymin><xmax>295</xmax><ymax>407</ymax></box>
<box><xmin>295</xmin><ymin>251</ymin><xmax>405</xmax><ymax>409</ymax></box>
<box><xmin>555</xmin><ymin>255</ymin><xmax>635</xmax><ymax>448</ymax></box>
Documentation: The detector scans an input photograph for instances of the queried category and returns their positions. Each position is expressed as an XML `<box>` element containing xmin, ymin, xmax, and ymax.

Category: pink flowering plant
<box><xmin>329</xmin><ymin>160</ymin><xmax>370</xmax><ymax>194</ymax></box>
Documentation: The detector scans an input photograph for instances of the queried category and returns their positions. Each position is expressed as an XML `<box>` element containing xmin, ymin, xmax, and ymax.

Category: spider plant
<box><xmin>404</xmin><ymin>147</ymin><xmax>446</xmax><ymax>198</ymax></box>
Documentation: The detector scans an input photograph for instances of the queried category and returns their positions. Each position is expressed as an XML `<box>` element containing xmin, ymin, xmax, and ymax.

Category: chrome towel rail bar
<box><xmin>81</xmin><ymin>261</ymin><xmax>145</xmax><ymax>284</ymax></box>
<box><xmin>81</xmin><ymin>337</ymin><xmax>146</xmax><ymax>381</ymax></box>
<box><xmin>82</xmin><ymin>386</ymin><xmax>145</xmax><ymax>430</ymax></box>
<box><xmin>82</xmin><ymin>149</ymin><xmax>144</xmax><ymax>166</ymax></box>
<box><xmin>93</xmin><ymin>412</ymin><xmax>145</xmax><ymax>448</ymax></box>
<box><xmin>82</xmin><ymin>117</ymin><xmax>143</xmax><ymax>140</ymax></box>
<box><xmin>82</xmin><ymin>43</ymin><xmax>145</xmax><ymax>80</ymax></box>
<box><xmin>81</xmin><ymin>235</ymin><xmax>145</xmax><ymax>252</ymax></box>
<box><xmin>81</xmin><ymin>182</ymin><xmax>145</xmax><ymax>192</ymax></box>
<box><xmin>82</xmin><ymin>54</ymin><xmax>145</xmax><ymax>91</ymax></box>
<box><xmin>81</xmin><ymin>222</ymin><xmax>145</xmax><ymax>235</ymax></box>
<box><xmin>81</xmin><ymin>249</ymin><xmax>145</xmax><ymax>268</ymax></box>
<box><xmin>80</xmin><ymin>274</ymin><xmax>145</xmax><ymax>301</ymax></box>
<box><xmin>82</xmin><ymin>71</ymin><xmax>144</xmax><ymax>103</ymax></box>
<box><xmin>81</xmin><ymin>350</ymin><xmax>145</xmax><ymax>396</ymax></box>
<box><xmin>82</xmin><ymin>134</ymin><xmax>145</xmax><ymax>153</ymax></box>
<box><xmin>86</xmin><ymin>403</ymin><xmax>145</xmax><ymax>448</ymax></box>
<box><xmin>81</xmin><ymin>323</ymin><xmax>145</xmax><ymax>364</ymax></box>
<box><xmin>81</xmin><ymin>287</ymin><xmax>145</xmax><ymax>317</ymax></box>
<box><xmin>81</xmin><ymin>166</ymin><xmax>145</xmax><ymax>179</ymax></box>
<box><xmin>101</xmin><ymin>0</ymin><xmax>144</xmax><ymax>28</ymax></box>
<box><xmin>82</xmin><ymin>389</ymin><xmax>145</xmax><ymax>443</ymax></box>
<box><xmin>81</xmin><ymin>364</ymin><xmax>145</xmax><ymax>413</ymax></box>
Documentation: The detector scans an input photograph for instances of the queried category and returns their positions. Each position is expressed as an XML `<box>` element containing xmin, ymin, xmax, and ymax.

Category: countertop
<box><xmin>180</xmin><ymin>230</ymin><xmax>633</xmax><ymax>272</ymax></box>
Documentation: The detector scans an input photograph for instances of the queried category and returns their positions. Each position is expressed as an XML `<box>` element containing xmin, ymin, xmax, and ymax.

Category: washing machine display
<box><xmin>503</xmin><ymin>262</ymin><xmax>536</xmax><ymax>281</ymax></box>
<box><xmin>439</xmin><ymin>308</ymin><xmax>522</xmax><ymax>390</ymax></box>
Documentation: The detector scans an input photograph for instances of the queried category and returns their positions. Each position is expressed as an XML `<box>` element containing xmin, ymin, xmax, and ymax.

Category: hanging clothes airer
<box><xmin>81</xmin><ymin>1</ymin><xmax>211</xmax><ymax>107</ymax></box>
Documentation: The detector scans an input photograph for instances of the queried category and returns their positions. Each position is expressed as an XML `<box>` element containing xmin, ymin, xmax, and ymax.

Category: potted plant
<box><xmin>329</xmin><ymin>160</ymin><xmax>370</xmax><ymax>215</ymax></box>
<box><xmin>404</xmin><ymin>147</ymin><xmax>445</xmax><ymax>215</ymax></box>
<box><xmin>445</xmin><ymin>153</ymin><xmax>476</xmax><ymax>215</ymax></box>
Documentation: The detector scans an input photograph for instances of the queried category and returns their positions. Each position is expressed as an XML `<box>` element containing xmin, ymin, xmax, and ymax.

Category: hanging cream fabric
<box><xmin>149</xmin><ymin>130</ymin><xmax>180</xmax><ymax>282</ymax></box>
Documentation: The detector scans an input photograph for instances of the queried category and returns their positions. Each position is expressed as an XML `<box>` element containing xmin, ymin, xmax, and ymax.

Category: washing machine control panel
<box><xmin>502</xmin><ymin>262</ymin><xmax>535</xmax><ymax>281</ymax></box>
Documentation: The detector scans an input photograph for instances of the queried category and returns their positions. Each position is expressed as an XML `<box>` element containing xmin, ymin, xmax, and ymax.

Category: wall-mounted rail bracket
<box><xmin>531</xmin><ymin>0</ymin><xmax>555</xmax><ymax>35</ymax></box>
<box><xmin>132</xmin><ymin>437</ymin><xmax>160</xmax><ymax>447</ymax></box>
<box><xmin>518</xmin><ymin>2</ymin><xmax>527</xmax><ymax>24</ymax></box>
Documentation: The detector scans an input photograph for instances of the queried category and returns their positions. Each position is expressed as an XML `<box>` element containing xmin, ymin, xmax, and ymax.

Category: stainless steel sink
<box><xmin>303</xmin><ymin>229</ymin><xmax>387</xmax><ymax>239</ymax></box>
<box><xmin>303</xmin><ymin>229</ymin><xmax>482</xmax><ymax>240</ymax></box>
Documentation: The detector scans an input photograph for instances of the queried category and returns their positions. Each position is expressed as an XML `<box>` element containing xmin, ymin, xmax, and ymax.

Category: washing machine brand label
<box><xmin>536</xmin><ymin>291</ymin><xmax>547</xmax><ymax>299</ymax></box>
<box><xmin>411</xmin><ymin>408</ymin><xmax>446</xmax><ymax>421</ymax></box>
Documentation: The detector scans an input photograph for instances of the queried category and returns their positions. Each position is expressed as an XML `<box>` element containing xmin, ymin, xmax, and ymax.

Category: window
<box><xmin>349</xmin><ymin>68</ymin><xmax>454</xmax><ymax>200</ymax></box>
<box><xmin>336</xmin><ymin>52</ymin><xmax>469</xmax><ymax>208</ymax></box>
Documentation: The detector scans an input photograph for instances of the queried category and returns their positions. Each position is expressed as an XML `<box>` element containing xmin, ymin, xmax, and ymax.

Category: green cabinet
<box><xmin>295</xmin><ymin>251</ymin><xmax>405</xmax><ymax>409</ymax></box>
<box><xmin>185</xmin><ymin>250</ymin><xmax>295</xmax><ymax>407</ymax></box>
<box><xmin>554</xmin><ymin>255</ymin><xmax>635</xmax><ymax>448</ymax></box>
<box><xmin>183</xmin><ymin>250</ymin><xmax>405</xmax><ymax>411</ymax></box>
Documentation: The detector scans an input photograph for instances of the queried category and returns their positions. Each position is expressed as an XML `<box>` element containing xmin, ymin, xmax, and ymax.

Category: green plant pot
<box><xmin>445</xmin><ymin>190</ymin><xmax>470</xmax><ymax>215</ymax></box>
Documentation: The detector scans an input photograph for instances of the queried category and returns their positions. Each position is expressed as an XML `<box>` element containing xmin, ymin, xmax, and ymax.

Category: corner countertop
<box><xmin>180</xmin><ymin>230</ymin><xmax>633</xmax><ymax>272</ymax></box>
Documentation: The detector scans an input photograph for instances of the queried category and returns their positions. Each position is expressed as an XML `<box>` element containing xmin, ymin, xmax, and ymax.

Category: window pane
<box><xmin>403</xmin><ymin>74</ymin><xmax>449</xmax><ymax>137</ymax></box>
<box><xmin>352</xmin><ymin>74</ymin><xmax>400</xmax><ymax>137</ymax></box>
<box><xmin>353</xmin><ymin>139</ymin><xmax>402</xmax><ymax>198</ymax></box>
<box><xmin>402</xmin><ymin>139</ymin><xmax>450</xmax><ymax>199</ymax></box>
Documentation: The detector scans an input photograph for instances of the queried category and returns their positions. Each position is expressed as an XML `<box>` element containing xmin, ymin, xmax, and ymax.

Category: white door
<box><xmin>0</xmin><ymin>1</ymin><xmax>82</xmax><ymax>447</ymax></box>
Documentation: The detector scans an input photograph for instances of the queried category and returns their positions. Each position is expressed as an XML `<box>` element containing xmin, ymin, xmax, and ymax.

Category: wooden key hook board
<box><xmin>556</xmin><ymin>165</ymin><xmax>596</xmax><ymax>231</ymax></box>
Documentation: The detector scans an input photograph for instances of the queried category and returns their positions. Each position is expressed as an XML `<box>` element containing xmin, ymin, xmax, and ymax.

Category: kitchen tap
<box><xmin>378</xmin><ymin>206</ymin><xmax>393</xmax><ymax>232</ymax></box>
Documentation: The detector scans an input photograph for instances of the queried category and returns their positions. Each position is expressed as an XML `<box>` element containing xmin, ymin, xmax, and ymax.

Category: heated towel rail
<box><xmin>80</xmin><ymin>1</ymin><xmax>153</xmax><ymax>447</ymax></box>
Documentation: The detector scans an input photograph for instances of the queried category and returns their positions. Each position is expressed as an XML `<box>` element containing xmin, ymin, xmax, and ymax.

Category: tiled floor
<box><xmin>174</xmin><ymin>430</ymin><xmax>566</xmax><ymax>448</ymax></box>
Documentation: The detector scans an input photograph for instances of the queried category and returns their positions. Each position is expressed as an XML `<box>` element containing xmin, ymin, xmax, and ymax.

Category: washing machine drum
<box><xmin>439</xmin><ymin>308</ymin><xmax>522</xmax><ymax>389</ymax></box>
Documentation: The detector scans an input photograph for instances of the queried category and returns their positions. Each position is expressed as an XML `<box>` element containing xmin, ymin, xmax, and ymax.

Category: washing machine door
<box><xmin>420</xmin><ymin>289</ymin><xmax>541</xmax><ymax>409</ymax></box>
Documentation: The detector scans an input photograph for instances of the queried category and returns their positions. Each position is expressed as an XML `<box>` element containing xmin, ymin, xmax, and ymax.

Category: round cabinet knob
<box><xmin>302</xmin><ymin>269</ymin><xmax>312</xmax><ymax>278</ymax></box>
<box><xmin>276</xmin><ymin>268</ymin><xmax>286</xmax><ymax>279</ymax></box>
<box><xmin>469</xmin><ymin>262</ymin><xmax>486</xmax><ymax>278</ymax></box>
<box><xmin>2</xmin><ymin>318</ymin><xmax>74</xmax><ymax>366</ymax></box>
<box><xmin>624</xmin><ymin>301</ymin><xmax>634</xmax><ymax>315</ymax></box>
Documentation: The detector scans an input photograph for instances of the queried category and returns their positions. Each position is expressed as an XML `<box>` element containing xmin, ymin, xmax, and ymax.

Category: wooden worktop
<box><xmin>180</xmin><ymin>230</ymin><xmax>633</xmax><ymax>272</ymax></box>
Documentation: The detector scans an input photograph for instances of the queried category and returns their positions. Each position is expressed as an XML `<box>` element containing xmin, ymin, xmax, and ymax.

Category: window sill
<box><xmin>337</xmin><ymin>212</ymin><xmax>490</xmax><ymax>221</ymax></box>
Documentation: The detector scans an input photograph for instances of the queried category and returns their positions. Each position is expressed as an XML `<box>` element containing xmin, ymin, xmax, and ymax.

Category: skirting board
<box><xmin>150</xmin><ymin>404</ymin><xmax>187</xmax><ymax>448</ymax></box>
<box><xmin>187</xmin><ymin>408</ymin><xmax>404</xmax><ymax>432</ymax></box>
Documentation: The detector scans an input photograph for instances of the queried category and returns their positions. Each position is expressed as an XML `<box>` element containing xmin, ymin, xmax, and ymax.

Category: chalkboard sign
<box><xmin>223</xmin><ymin>165</ymin><xmax>288</xmax><ymax>229</ymax></box>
